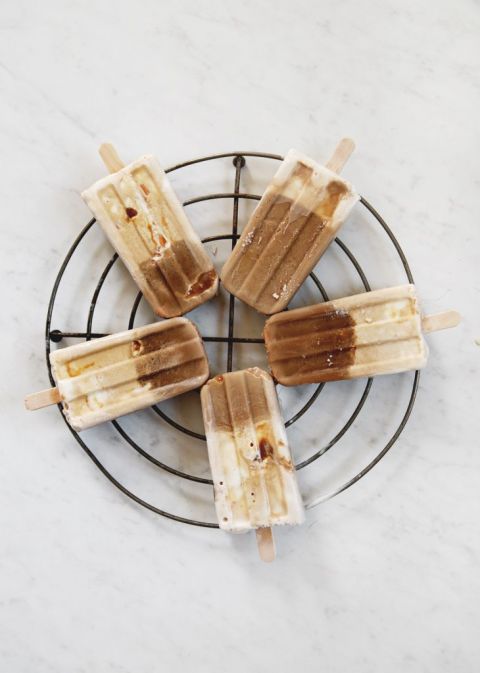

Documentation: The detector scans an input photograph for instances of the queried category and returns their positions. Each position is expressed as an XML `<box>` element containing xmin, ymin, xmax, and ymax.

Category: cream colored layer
<box><xmin>271</xmin><ymin>149</ymin><xmax>358</xmax><ymax>220</ymax></box>
<box><xmin>342</xmin><ymin>285</ymin><xmax>427</xmax><ymax>378</ymax></box>
<box><xmin>201</xmin><ymin>368</ymin><xmax>305</xmax><ymax>532</ymax></box>
<box><xmin>58</xmin><ymin>341</ymin><xmax>199</xmax><ymax>400</ymax></box>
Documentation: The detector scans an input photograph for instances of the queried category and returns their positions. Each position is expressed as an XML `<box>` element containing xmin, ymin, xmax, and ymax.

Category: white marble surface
<box><xmin>1</xmin><ymin>0</ymin><xmax>479</xmax><ymax>671</ymax></box>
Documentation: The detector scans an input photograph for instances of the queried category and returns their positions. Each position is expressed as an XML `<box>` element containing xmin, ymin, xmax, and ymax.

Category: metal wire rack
<box><xmin>45</xmin><ymin>151</ymin><xmax>420</xmax><ymax>528</ymax></box>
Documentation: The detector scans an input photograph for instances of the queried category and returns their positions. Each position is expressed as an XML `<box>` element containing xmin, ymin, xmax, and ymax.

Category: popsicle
<box><xmin>201</xmin><ymin>367</ymin><xmax>305</xmax><ymax>561</ymax></box>
<box><xmin>220</xmin><ymin>138</ymin><xmax>359</xmax><ymax>314</ymax></box>
<box><xmin>25</xmin><ymin>318</ymin><xmax>209</xmax><ymax>431</ymax></box>
<box><xmin>82</xmin><ymin>144</ymin><xmax>218</xmax><ymax>318</ymax></box>
<box><xmin>263</xmin><ymin>285</ymin><xmax>461</xmax><ymax>386</ymax></box>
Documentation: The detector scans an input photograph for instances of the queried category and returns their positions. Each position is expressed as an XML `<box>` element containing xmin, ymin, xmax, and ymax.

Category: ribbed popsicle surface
<box><xmin>264</xmin><ymin>285</ymin><xmax>428</xmax><ymax>385</ymax></box>
<box><xmin>82</xmin><ymin>156</ymin><xmax>218</xmax><ymax>318</ymax></box>
<box><xmin>51</xmin><ymin>318</ymin><xmax>208</xmax><ymax>430</ymax></box>
<box><xmin>201</xmin><ymin>368</ymin><xmax>305</xmax><ymax>532</ymax></box>
<box><xmin>221</xmin><ymin>150</ymin><xmax>359</xmax><ymax>314</ymax></box>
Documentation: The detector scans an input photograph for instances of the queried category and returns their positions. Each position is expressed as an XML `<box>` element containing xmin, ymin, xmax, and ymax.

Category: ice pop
<box><xmin>82</xmin><ymin>144</ymin><xmax>218</xmax><ymax>318</ymax></box>
<box><xmin>264</xmin><ymin>285</ymin><xmax>461</xmax><ymax>386</ymax></box>
<box><xmin>25</xmin><ymin>318</ymin><xmax>209</xmax><ymax>431</ymax></box>
<box><xmin>201</xmin><ymin>368</ymin><xmax>305</xmax><ymax>555</ymax></box>
<box><xmin>220</xmin><ymin>139</ymin><xmax>359</xmax><ymax>314</ymax></box>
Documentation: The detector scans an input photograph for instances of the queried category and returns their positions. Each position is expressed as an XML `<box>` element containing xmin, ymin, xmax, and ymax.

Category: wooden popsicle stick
<box><xmin>25</xmin><ymin>387</ymin><xmax>62</xmax><ymax>411</ymax></box>
<box><xmin>325</xmin><ymin>137</ymin><xmax>355</xmax><ymax>174</ymax></box>
<box><xmin>99</xmin><ymin>143</ymin><xmax>125</xmax><ymax>173</ymax></box>
<box><xmin>422</xmin><ymin>310</ymin><xmax>461</xmax><ymax>333</ymax></box>
<box><xmin>256</xmin><ymin>527</ymin><xmax>276</xmax><ymax>563</ymax></box>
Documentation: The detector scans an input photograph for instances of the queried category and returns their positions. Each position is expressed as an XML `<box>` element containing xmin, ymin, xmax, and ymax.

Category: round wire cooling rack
<box><xmin>45</xmin><ymin>151</ymin><xmax>420</xmax><ymax>528</ymax></box>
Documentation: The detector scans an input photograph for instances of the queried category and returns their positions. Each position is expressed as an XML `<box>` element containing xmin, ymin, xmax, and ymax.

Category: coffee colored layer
<box><xmin>223</xmin><ymin>193</ymin><xmax>329</xmax><ymax>308</ymax></box>
<box><xmin>139</xmin><ymin>240</ymin><xmax>217</xmax><ymax>316</ymax></box>
<box><xmin>265</xmin><ymin>305</ymin><xmax>356</xmax><ymax>382</ymax></box>
<box><xmin>133</xmin><ymin>321</ymin><xmax>207</xmax><ymax>389</ymax></box>
<box><xmin>204</xmin><ymin>372</ymin><xmax>272</xmax><ymax>433</ymax></box>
